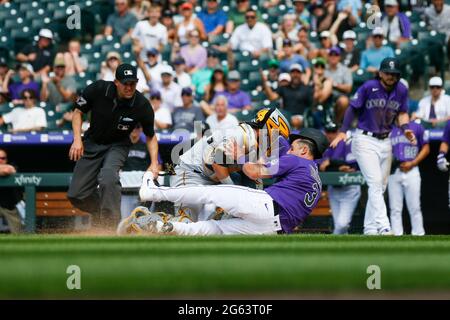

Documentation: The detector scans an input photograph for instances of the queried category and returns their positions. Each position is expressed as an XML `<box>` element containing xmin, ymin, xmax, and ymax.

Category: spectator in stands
<box><xmin>100</xmin><ymin>52</ymin><xmax>122</xmax><ymax>82</ymax></box>
<box><xmin>0</xmin><ymin>59</ymin><xmax>9</xmax><ymax>103</ymax></box>
<box><xmin>172</xmin><ymin>87</ymin><xmax>205</xmax><ymax>131</ymax></box>
<box><xmin>294</xmin><ymin>27</ymin><xmax>317</xmax><ymax>60</ymax></box>
<box><xmin>340</xmin><ymin>30</ymin><xmax>360</xmax><ymax>73</ymax></box>
<box><xmin>274</xmin><ymin>14</ymin><xmax>300</xmax><ymax>52</ymax></box>
<box><xmin>217</xmin><ymin>70</ymin><xmax>252</xmax><ymax>114</ymax></box>
<box><xmin>278</xmin><ymin>39</ymin><xmax>311</xmax><ymax>84</ymax></box>
<box><xmin>204</xmin><ymin>67</ymin><xmax>227</xmax><ymax>103</ymax></box>
<box><xmin>229</xmin><ymin>9</ymin><xmax>273</xmax><ymax>59</ymax></box>
<box><xmin>16</xmin><ymin>29</ymin><xmax>55</xmax><ymax>76</ymax></box>
<box><xmin>130</xmin><ymin>0</ymin><xmax>151</xmax><ymax>20</ymax></box>
<box><xmin>197</xmin><ymin>0</ymin><xmax>228</xmax><ymax>38</ymax></box>
<box><xmin>0</xmin><ymin>148</ymin><xmax>23</xmax><ymax>234</ymax></box>
<box><xmin>381</xmin><ymin>0</ymin><xmax>411</xmax><ymax>47</ymax></box>
<box><xmin>40</xmin><ymin>56</ymin><xmax>77</xmax><ymax>106</ymax></box>
<box><xmin>191</xmin><ymin>49</ymin><xmax>221</xmax><ymax>98</ymax></box>
<box><xmin>63</xmin><ymin>40</ymin><xmax>88</xmax><ymax>76</ymax></box>
<box><xmin>0</xmin><ymin>89</ymin><xmax>47</xmax><ymax>133</ymax></box>
<box><xmin>178</xmin><ymin>30</ymin><xmax>208</xmax><ymax>74</ymax></box>
<box><xmin>324</xmin><ymin>46</ymin><xmax>352</xmax><ymax>124</ymax></box>
<box><xmin>311</xmin><ymin>30</ymin><xmax>336</xmax><ymax>59</ymax></box>
<box><xmin>413</xmin><ymin>77</ymin><xmax>450</xmax><ymax>128</ymax></box>
<box><xmin>278</xmin><ymin>73</ymin><xmax>292</xmax><ymax>88</ymax></box>
<box><xmin>132</xmin><ymin>4</ymin><xmax>168</xmax><ymax>61</ymax></box>
<box><xmin>425</xmin><ymin>0</ymin><xmax>450</xmax><ymax>62</ymax></box>
<box><xmin>206</xmin><ymin>95</ymin><xmax>239</xmax><ymax>130</ymax></box>
<box><xmin>155</xmin><ymin>65</ymin><xmax>183</xmax><ymax>112</ymax></box>
<box><xmin>104</xmin><ymin>0</ymin><xmax>138</xmax><ymax>43</ymax></box>
<box><xmin>173</xmin><ymin>57</ymin><xmax>192</xmax><ymax>88</ymax></box>
<box><xmin>161</xmin><ymin>9</ymin><xmax>177</xmax><ymax>44</ymax></box>
<box><xmin>290</xmin><ymin>0</ymin><xmax>311</xmax><ymax>29</ymax></box>
<box><xmin>135</xmin><ymin>47</ymin><xmax>164</xmax><ymax>90</ymax></box>
<box><xmin>360</xmin><ymin>27</ymin><xmax>395</xmax><ymax>74</ymax></box>
<box><xmin>175</xmin><ymin>2</ymin><xmax>207</xmax><ymax>46</ymax></box>
<box><xmin>226</xmin><ymin>0</ymin><xmax>261</xmax><ymax>34</ymax></box>
<box><xmin>2</xmin><ymin>64</ymin><xmax>40</xmax><ymax>103</ymax></box>
<box><xmin>317</xmin><ymin>0</ymin><xmax>359</xmax><ymax>38</ymax></box>
<box><xmin>312</xmin><ymin>57</ymin><xmax>333</xmax><ymax>109</ymax></box>
<box><xmin>150</xmin><ymin>90</ymin><xmax>172</xmax><ymax>130</ymax></box>
<box><xmin>266</xmin><ymin>59</ymin><xmax>281</xmax><ymax>91</ymax></box>
<box><xmin>262</xmin><ymin>63</ymin><xmax>313</xmax><ymax>129</ymax></box>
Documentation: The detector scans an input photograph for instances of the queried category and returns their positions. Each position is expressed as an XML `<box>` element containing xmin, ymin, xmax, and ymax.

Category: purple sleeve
<box><xmin>265</xmin><ymin>155</ymin><xmax>297</xmax><ymax>177</ymax></box>
<box><xmin>340</xmin><ymin>106</ymin><xmax>356</xmax><ymax>132</ymax></box>
<box><xmin>399</xmin><ymin>86</ymin><xmax>409</xmax><ymax>113</ymax></box>
<box><xmin>399</xmin><ymin>13</ymin><xmax>411</xmax><ymax>38</ymax></box>
<box><xmin>442</xmin><ymin>121</ymin><xmax>450</xmax><ymax>144</ymax></box>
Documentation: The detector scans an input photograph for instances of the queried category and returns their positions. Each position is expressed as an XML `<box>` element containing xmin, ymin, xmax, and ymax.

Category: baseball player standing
<box><xmin>130</xmin><ymin>128</ymin><xmax>329</xmax><ymax>235</ymax></box>
<box><xmin>436</xmin><ymin>120</ymin><xmax>450</xmax><ymax>208</ymax></box>
<box><xmin>67</xmin><ymin>63</ymin><xmax>159</xmax><ymax>228</ymax></box>
<box><xmin>320</xmin><ymin>123</ymin><xmax>361</xmax><ymax>234</ymax></box>
<box><xmin>330</xmin><ymin>57</ymin><xmax>416</xmax><ymax>235</ymax></box>
<box><xmin>388</xmin><ymin>120</ymin><xmax>429</xmax><ymax>236</ymax></box>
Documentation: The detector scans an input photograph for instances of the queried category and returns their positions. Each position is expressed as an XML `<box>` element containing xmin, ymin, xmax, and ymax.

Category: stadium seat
<box><xmin>235</xmin><ymin>109</ymin><xmax>257</xmax><ymax>122</ymax></box>
<box><xmin>352</xmin><ymin>69</ymin><xmax>373</xmax><ymax>94</ymax></box>
<box><xmin>0</xmin><ymin>103</ymin><xmax>14</xmax><ymax>115</ymax></box>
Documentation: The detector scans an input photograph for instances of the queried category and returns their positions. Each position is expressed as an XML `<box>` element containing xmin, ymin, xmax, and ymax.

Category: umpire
<box><xmin>67</xmin><ymin>63</ymin><xmax>159</xmax><ymax>229</ymax></box>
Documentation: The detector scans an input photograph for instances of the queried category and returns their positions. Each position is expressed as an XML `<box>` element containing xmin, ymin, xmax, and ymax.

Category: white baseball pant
<box><xmin>140</xmin><ymin>184</ymin><xmax>282</xmax><ymax>235</ymax></box>
<box><xmin>388</xmin><ymin>167</ymin><xmax>425</xmax><ymax>236</ymax></box>
<box><xmin>328</xmin><ymin>185</ymin><xmax>361</xmax><ymax>234</ymax></box>
<box><xmin>170</xmin><ymin>164</ymin><xmax>218</xmax><ymax>222</ymax></box>
<box><xmin>352</xmin><ymin>131</ymin><xmax>392</xmax><ymax>235</ymax></box>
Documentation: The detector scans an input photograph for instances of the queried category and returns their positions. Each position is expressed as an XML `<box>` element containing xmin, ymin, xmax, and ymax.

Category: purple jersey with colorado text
<box><xmin>391</xmin><ymin>121</ymin><xmax>428</xmax><ymax>162</ymax></box>
<box><xmin>265</xmin><ymin>155</ymin><xmax>322</xmax><ymax>233</ymax></box>
<box><xmin>442</xmin><ymin>120</ymin><xmax>450</xmax><ymax>145</ymax></box>
<box><xmin>350</xmin><ymin>79</ymin><xmax>408</xmax><ymax>134</ymax></box>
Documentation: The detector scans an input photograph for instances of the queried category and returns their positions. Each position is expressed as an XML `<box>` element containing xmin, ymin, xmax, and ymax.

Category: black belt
<box><xmin>362</xmin><ymin>130</ymin><xmax>390</xmax><ymax>140</ymax></box>
<box><xmin>272</xmin><ymin>200</ymin><xmax>280</xmax><ymax>216</ymax></box>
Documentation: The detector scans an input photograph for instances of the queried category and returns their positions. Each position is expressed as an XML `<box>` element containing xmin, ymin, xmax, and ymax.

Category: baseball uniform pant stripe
<box><xmin>329</xmin><ymin>185</ymin><xmax>361</xmax><ymax>234</ymax></box>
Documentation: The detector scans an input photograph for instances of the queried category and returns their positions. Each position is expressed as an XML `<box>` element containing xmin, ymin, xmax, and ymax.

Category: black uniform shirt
<box><xmin>74</xmin><ymin>80</ymin><xmax>155</xmax><ymax>144</ymax></box>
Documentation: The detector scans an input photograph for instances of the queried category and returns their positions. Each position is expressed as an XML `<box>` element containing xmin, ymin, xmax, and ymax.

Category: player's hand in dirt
<box><xmin>330</xmin><ymin>132</ymin><xmax>346</xmax><ymax>148</ymax></box>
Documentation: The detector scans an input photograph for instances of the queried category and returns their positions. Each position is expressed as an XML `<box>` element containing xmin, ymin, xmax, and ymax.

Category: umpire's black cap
<box><xmin>115</xmin><ymin>63</ymin><xmax>138</xmax><ymax>83</ymax></box>
<box><xmin>289</xmin><ymin>128</ymin><xmax>329</xmax><ymax>159</ymax></box>
<box><xmin>379</xmin><ymin>57</ymin><xmax>401</xmax><ymax>74</ymax></box>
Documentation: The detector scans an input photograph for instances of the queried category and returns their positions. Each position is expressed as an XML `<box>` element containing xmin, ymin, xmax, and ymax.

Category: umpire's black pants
<box><xmin>67</xmin><ymin>138</ymin><xmax>131</xmax><ymax>228</ymax></box>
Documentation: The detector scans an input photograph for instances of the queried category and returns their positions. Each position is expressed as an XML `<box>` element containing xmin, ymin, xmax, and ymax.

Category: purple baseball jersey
<box><xmin>442</xmin><ymin>120</ymin><xmax>450</xmax><ymax>144</ymax></box>
<box><xmin>391</xmin><ymin>121</ymin><xmax>429</xmax><ymax>162</ymax></box>
<box><xmin>350</xmin><ymin>79</ymin><xmax>408</xmax><ymax>134</ymax></box>
<box><xmin>321</xmin><ymin>139</ymin><xmax>358</xmax><ymax>169</ymax></box>
<box><xmin>265</xmin><ymin>155</ymin><xmax>322</xmax><ymax>233</ymax></box>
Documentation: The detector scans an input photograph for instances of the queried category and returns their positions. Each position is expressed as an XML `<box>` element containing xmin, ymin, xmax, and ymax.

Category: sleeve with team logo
<box><xmin>349</xmin><ymin>82</ymin><xmax>368</xmax><ymax>110</ymax></box>
<box><xmin>265</xmin><ymin>154</ymin><xmax>299</xmax><ymax>177</ymax></box>
<box><xmin>73</xmin><ymin>80</ymin><xmax>100</xmax><ymax>113</ymax></box>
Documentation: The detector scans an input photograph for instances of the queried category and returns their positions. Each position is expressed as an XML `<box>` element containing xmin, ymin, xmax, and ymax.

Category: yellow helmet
<box><xmin>248</xmin><ymin>108</ymin><xmax>291</xmax><ymax>157</ymax></box>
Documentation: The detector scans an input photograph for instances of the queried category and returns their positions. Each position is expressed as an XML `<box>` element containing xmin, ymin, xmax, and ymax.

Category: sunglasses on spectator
<box><xmin>237</xmin><ymin>0</ymin><xmax>248</xmax><ymax>3</ymax></box>
<box><xmin>430</xmin><ymin>86</ymin><xmax>441</xmax><ymax>89</ymax></box>
<box><xmin>108</xmin><ymin>57</ymin><xmax>119</xmax><ymax>61</ymax></box>
<box><xmin>245</xmin><ymin>15</ymin><xmax>256</xmax><ymax>20</ymax></box>
<box><xmin>150</xmin><ymin>97</ymin><xmax>161</xmax><ymax>100</ymax></box>
<box><xmin>373</xmin><ymin>35</ymin><xmax>383</xmax><ymax>38</ymax></box>
<box><xmin>23</xmin><ymin>95</ymin><xmax>34</xmax><ymax>100</ymax></box>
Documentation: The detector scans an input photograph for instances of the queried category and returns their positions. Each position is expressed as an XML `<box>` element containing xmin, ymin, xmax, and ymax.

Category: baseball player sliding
<box><xmin>388</xmin><ymin>120</ymin><xmax>429</xmax><ymax>236</ymax></box>
<box><xmin>118</xmin><ymin>128</ymin><xmax>329</xmax><ymax>235</ymax></box>
<box><xmin>330</xmin><ymin>57</ymin><xmax>416</xmax><ymax>235</ymax></box>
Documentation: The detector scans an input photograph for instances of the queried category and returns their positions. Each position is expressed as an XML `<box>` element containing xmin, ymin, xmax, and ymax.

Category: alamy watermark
<box><xmin>66</xmin><ymin>5</ymin><xmax>81</xmax><ymax>30</ymax></box>
<box><xmin>66</xmin><ymin>265</ymin><xmax>81</xmax><ymax>290</ymax></box>
<box><xmin>366</xmin><ymin>265</ymin><xmax>381</xmax><ymax>290</ymax></box>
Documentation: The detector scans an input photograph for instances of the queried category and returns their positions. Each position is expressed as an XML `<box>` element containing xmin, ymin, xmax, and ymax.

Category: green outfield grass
<box><xmin>0</xmin><ymin>234</ymin><xmax>450</xmax><ymax>298</ymax></box>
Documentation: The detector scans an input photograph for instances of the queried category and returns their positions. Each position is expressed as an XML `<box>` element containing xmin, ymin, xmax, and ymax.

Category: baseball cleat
<box><xmin>116</xmin><ymin>206</ymin><xmax>162</xmax><ymax>235</ymax></box>
<box><xmin>378</xmin><ymin>228</ymin><xmax>394</xmax><ymax>236</ymax></box>
<box><xmin>139</xmin><ymin>171</ymin><xmax>156</xmax><ymax>201</ymax></box>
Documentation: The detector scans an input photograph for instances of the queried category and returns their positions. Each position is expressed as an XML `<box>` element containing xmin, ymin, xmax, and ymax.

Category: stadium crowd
<box><xmin>0</xmin><ymin>0</ymin><xmax>450</xmax><ymax>234</ymax></box>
